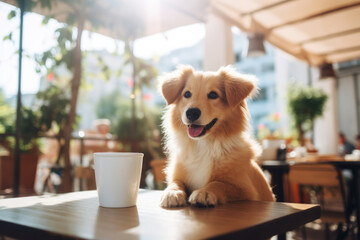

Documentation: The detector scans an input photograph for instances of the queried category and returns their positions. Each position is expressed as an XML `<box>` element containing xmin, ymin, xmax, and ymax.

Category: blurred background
<box><xmin>2</xmin><ymin>1</ymin><xmax>360</xmax><ymax>238</ymax></box>
<box><xmin>1</xmin><ymin>0</ymin><xmax>359</xmax><ymax>191</ymax></box>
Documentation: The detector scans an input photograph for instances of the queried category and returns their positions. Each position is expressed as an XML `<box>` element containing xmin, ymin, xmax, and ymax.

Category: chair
<box><xmin>287</xmin><ymin>163</ymin><xmax>350</xmax><ymax>239</ymax></box>
<box><xmin>150</xmin><ymin>159</ymin><xmax>167</xmax><ymax>190</ymax></box>
<box><xmin>74</xmin><ymin>166</ymin><xmax>96</xmax><ymax>190</ymax></box>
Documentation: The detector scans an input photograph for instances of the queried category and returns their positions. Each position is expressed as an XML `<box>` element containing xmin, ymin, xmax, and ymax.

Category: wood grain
<box><xmin>0</xmin><ymin>190</ymin><xmax>320</xmax><ymax>240</ymax></box>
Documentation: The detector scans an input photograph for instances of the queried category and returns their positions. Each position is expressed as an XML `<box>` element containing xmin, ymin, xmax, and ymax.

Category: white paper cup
<box><xmin>94</xmin><ymin>152</ymin><xmax>143</xmax><ymax>208</ymax></box>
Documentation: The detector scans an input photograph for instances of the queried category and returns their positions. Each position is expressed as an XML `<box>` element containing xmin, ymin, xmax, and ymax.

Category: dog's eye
<box><xmin>208</xmin><ymin>91</ymin><xmax>218</xmax><ymax>99</ymax></box>
<box><xmin>184</xmin><ymin>91</ymin><xmax>192</xmax><ymax>98</ymax></box>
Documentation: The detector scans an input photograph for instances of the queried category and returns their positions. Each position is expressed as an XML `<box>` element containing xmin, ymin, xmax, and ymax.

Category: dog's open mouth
<box><xmin>188</xmin><ymin>118</ymin><xmax>218</xmax><ymax>138</ymax></box>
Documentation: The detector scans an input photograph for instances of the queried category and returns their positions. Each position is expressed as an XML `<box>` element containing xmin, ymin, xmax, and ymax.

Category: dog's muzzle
<box><xmin>188</xmin><ymin>118</ymin><xmax>218</xmax><ymax>138</ymax></box>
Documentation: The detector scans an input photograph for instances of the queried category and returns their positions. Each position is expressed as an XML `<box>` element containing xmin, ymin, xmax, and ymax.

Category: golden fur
<box><xmin>159</xmin><ymin>65</ymin><xmax>275</xmax><ymax>208</ymax></box>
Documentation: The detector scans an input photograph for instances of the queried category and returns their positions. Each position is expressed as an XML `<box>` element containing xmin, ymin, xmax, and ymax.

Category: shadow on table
<box><xmin>94</xmin><ymin>205</ymin><xmax>139</xmax><ymax>239</ymax></box>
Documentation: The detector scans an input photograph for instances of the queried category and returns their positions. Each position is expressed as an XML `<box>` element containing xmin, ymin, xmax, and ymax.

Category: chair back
<box><xmin>288</xmin><ymin>164</ymin><xmax>341</xmax><ymax>187</ymax></box>
<box><xmin>288</xmin><ymin>163</ymin><xmax>349</xmax><ymax>235</ymax></box>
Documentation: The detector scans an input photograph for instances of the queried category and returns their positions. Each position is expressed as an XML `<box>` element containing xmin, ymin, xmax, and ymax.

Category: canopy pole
<box><xmin>13</xmin><ymin>0</ymin><xmax>25</xmax><ymax>197</ymax></box>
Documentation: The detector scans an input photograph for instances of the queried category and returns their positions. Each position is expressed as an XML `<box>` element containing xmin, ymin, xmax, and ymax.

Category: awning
<box><xmin>3</xmin><ymin>0</ymin><xmax>360</xmax><ymax>66</ymax></box>
<box><xmin>211</xmin><ymin>0</ymin><xmax>360</xmax><ymax>66</ymax></box>
<box><xmin>2</xmin><ymin>0</ymin><xmax>208</xmax><ymax>39</ymax></box>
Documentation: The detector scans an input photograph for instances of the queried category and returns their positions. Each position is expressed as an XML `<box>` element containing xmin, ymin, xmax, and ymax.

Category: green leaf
<box><xmin>7</xmin><ymin>10</ymin><xmax>16</xmax><ymax>20</ymax></box>
<box><xmin>116</xmin><ymin>68</ymin><xmax>123</xmax><ymax>78</ymax></box>
<box><xmin>66</xmin><ymin>13</ymin><xmax>76</xmax><ymax>26</ymax></box>
<box><xmin>3</xmin><ymin>32</ymin><xmax>12</xmax><ymax>41</ymax></box>
<box><xmin>42</xmin><ymin>16</ymin><xmax>52</xmax><ymax>25</ymax></box>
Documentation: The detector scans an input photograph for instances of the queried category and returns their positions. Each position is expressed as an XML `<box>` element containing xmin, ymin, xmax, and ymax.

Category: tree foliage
<box><xmin>0</xmin><ymin>90</ymin><xmax>15</xmax><ymax>134</ymax></box>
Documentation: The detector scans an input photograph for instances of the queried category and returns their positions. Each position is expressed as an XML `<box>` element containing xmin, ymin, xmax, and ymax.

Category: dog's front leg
<box><xmin>189</xmin><ymin>181</ymin><xmax>240</xmax><ymax>207</ymax></box>
<box><xmin>160</xmin><ymin>180</ymin><xmax>187</xmax><ymax>208</ymax></box>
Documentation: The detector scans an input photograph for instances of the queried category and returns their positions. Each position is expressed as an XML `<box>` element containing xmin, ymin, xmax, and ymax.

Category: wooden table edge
<box><xmin>210</xmin><ymin>204</ymin><xmax>321</xmax><ymax>240</ymax></box>
<box><xmin>0</xmin><ymin>190</ymin><xmax>321</xmax><ymax>240</ymax></box>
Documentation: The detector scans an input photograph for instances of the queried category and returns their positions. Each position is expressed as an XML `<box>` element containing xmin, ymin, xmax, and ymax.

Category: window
<box><xmin>253</xmin><ymin>88</ymin><xmax>267</xmax><ymax>102</ymax></box>
<box><xmin>261</xmin><ymin>63</ymin><xmax>274</xmax><ymax>72</ymax></box>
<box><xmin>235</xmin><ymin>52</ymin><xmax>242</xmax><ymax>63</ymax></box>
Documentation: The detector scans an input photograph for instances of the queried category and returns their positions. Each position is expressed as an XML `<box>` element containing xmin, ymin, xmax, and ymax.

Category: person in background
<box><xmin>356</xmin><ymin>134</ymin><xmax>360</xmax><ymax>150</ymax></box>
<box><xmin>339</xmin><ymin>132</ymin><xmax>355</xmax><ymax>156</ymax></box>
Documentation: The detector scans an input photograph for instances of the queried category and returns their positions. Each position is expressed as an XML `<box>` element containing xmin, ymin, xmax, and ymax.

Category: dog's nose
<box><xmin>186</xmin><ymin>108</ymin><xmax>201</xmax><ymax>122</ymax></box>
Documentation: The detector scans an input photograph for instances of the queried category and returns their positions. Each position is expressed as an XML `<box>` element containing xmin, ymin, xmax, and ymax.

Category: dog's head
<box><xmin>160</xmin><ymin>65</ymin><xmax>257</xmax><ymax>140</ymax></box>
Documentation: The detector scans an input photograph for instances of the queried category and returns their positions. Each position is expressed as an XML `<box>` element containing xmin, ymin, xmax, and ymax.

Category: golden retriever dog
<box><xmin>159</xmin><ymin>65</ymin><xmax>275</xmax><ymax>208</ymax></box>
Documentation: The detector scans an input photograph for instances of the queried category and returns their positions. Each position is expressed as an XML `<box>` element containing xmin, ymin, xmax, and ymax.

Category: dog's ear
<box><xmin>159</xmin><ymin>65</ymin><xmax>194</xmax><ymax>105</ymax></box>
<box><xmin>220</xmin><ymin>66</ymin><xmax>258</xmax><ymax>108</ymax></box>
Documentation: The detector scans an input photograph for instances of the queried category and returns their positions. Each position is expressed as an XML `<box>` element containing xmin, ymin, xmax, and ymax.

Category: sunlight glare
<box><xmin>134</xmin><ymin>23</ymin><xmax>205</xmax><ymax>59</ymax></box>
<box><xmin>0</xmin><ymin>191</ymin><xmax>98</xmax><ymax>209</ymax></box>
<box><xmin>145</xmin><ymin>0</ymin><xmax>161</xmax><ymax>35</ymax></box>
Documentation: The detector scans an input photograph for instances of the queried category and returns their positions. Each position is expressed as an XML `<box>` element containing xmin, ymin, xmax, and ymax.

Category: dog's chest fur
<box><xmin>181</xmin><ymin>140</ymin><xmax>227</xmax><ymax>192</ymax></box>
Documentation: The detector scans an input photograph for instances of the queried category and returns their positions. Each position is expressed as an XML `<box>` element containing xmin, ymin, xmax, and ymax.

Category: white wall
<box><xmin>274</xmin><ymin>50</ymin><xmax>309</xmax><ymax>134</ymax></box>
<box><xmin>204</xmin><ymin>13</ymin><xmax>234</xmax><ymax>71</ymax></box>
<box><xmin>337</xmin><ymin>75</ymin><xmax>358</xmax><ymax>145</ymax></box>
<box><xmin>313</xmin><ymin>77</ymin><xmax>339</xmax><ymax>154</ymax></box>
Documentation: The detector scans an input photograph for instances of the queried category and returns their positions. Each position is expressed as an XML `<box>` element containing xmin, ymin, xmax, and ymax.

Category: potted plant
<box><xmin>0</xmin><ymin>105</ymin><xmax>42</xmax><ymax>191</ymax></box>
<box><xmin>287</xmin><ymin>83</ymin><xmax>328</xmax><ymax>149</ymax></box>
<box><xmin>0</xmin><ymin>85</ymin><xmax>74</xmax><ymax>192</ymax></box>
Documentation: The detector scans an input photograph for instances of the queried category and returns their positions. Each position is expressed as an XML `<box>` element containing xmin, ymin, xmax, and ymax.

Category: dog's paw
<box><xmin>160</xmin><ymin>190</ymin><xmax>187</xmax><ymax>208</ymax></box>
<box><xmin>189</xmin><ymin>190</ymin><xmax>218</xmax><ymax>207</ymax></box>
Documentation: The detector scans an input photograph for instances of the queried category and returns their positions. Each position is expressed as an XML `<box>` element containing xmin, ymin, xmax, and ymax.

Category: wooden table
<box><xmin>0</xmin><ymin>190</ymin><xmax>320</xmax><ymax>240</ymax></box>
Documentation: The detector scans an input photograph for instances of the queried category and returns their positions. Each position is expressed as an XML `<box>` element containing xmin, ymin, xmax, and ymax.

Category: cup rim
<box><xmin>94</xmin><ymin>152</ymin><xmax>144</xmax><ymax>157</ymax></box>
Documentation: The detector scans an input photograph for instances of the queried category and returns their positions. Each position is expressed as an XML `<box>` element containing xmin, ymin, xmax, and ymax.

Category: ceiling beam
<box><xmin>323</xmin><ymin>45</ymin><xmax>360</xmax><ymax>56</ymax></box>
<box><xmin>162</xmin><ymin>1</ymin><xmax>205</xmax><ymax>22</ymax></box>
<box><xmin>268</xmin><ymin>2</ymin><xmax>360</xmax><ymax>30</ymax></box>
<box><xmin>299</xmin><ymin>27</ymin><xmax>360</xmax><ymax>45</ymax></box>
<box><xmin>240</xmin><ymin>0</ymin><xmax>292</xmax><ymax>17</ymax></box>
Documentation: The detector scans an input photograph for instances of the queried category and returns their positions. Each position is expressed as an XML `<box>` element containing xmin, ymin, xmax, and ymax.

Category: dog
<box><xmin>159</xmin><ymin>65</ymin><xmax>275</xmax><ymax>208</ymax></box>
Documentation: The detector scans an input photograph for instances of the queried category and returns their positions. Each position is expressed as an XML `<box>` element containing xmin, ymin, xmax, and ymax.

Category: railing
<box><xmin>0</xmin><ymin>133</ymin><xmax>127</xmax><ymax>195</ymax></box>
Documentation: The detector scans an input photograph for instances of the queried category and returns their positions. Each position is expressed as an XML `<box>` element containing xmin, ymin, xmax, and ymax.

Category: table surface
<box><xmin>0</xmin><ymin>190</ymin><xmax>320</xmax><ymax>240</ymax></box>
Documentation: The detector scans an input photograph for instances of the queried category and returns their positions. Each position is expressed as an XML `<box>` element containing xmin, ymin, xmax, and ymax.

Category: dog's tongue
<box><xmin>188</xmin><ymin>124</ymin><xmax>205</xmax><ymax>137</ymax></box>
